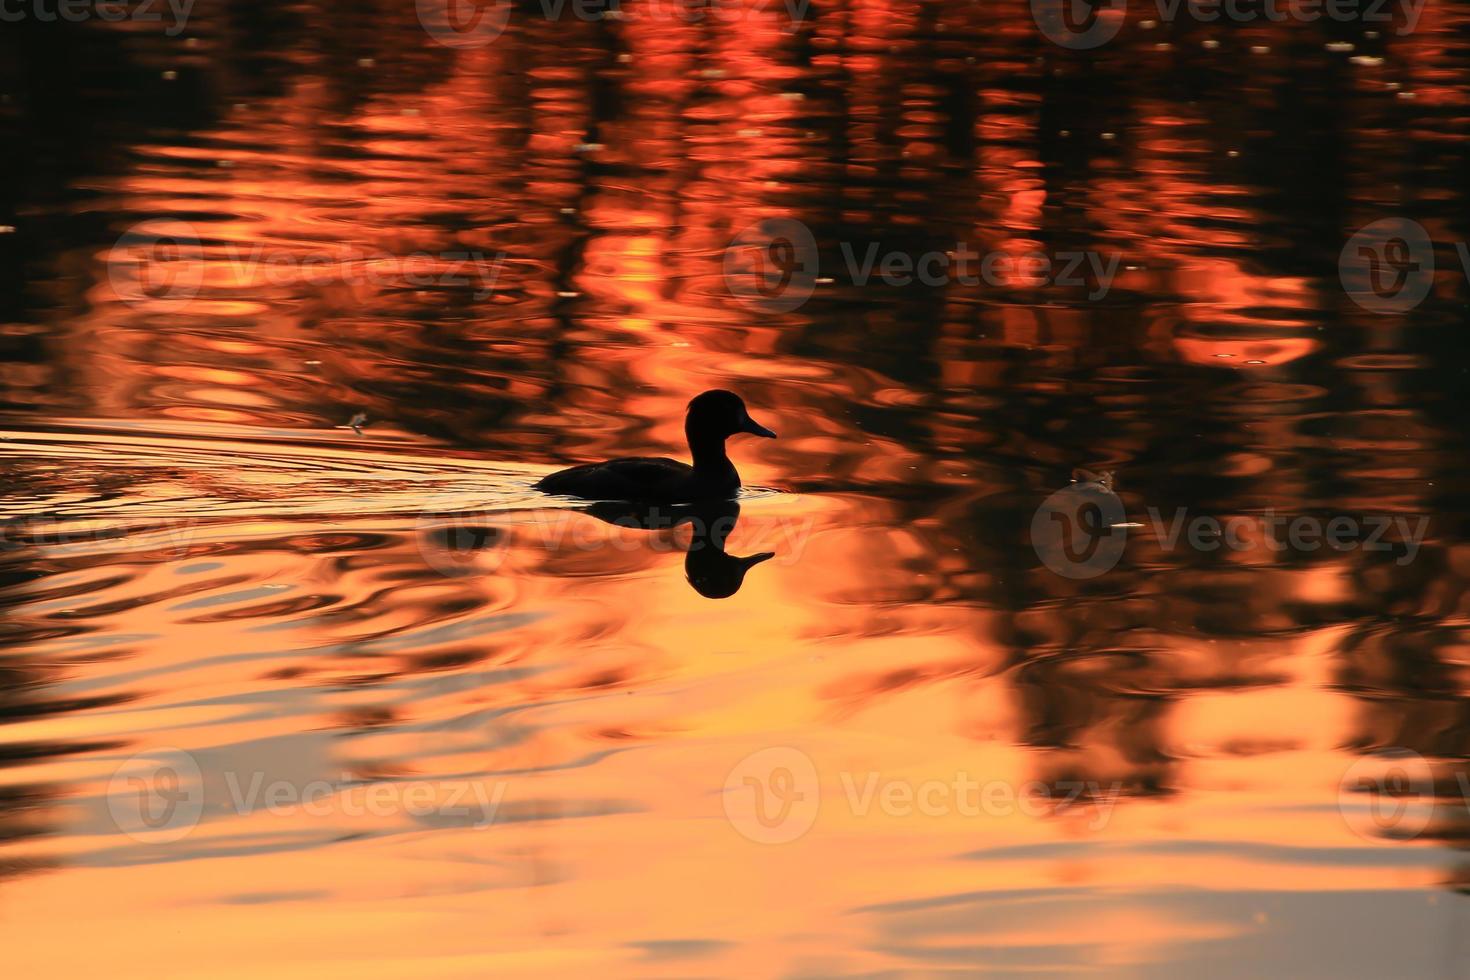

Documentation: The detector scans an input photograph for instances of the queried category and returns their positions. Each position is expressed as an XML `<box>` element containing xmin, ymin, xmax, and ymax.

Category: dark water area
<box><xmin>2</xmin><ymin>1</ymin><xmax>1470</xmax><ymax>975</ymax></box>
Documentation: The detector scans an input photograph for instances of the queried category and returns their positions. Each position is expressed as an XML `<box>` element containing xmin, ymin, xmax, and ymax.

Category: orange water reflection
<box><xmin>3</xmin><ymin>1</ymin><xmax>1470</xmax><ymax>976</ymax></box>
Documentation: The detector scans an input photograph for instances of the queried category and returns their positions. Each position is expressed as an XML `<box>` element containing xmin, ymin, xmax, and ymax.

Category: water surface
<box><xmin>3</xmin><ymin>3</ymin><xmax>1470</xmax><ymax>976</ymax></box>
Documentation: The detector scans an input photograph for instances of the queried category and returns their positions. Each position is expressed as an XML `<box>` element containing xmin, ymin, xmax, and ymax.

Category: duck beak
<box><xmin>740</xmin><ymin>415</ymin><xmax>777</xmax><ymax>438</ymax></box>
<box><xmin>741</xmin><ymin>551</ymin><xmax>776</xmax><ymax>569</ymax></box>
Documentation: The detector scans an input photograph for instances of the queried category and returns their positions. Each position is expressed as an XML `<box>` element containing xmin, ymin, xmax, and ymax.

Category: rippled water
<box><xmin>4</xmin><ymin>2</ymin><xmax>1470</xmax><ymax>976</ymax></box>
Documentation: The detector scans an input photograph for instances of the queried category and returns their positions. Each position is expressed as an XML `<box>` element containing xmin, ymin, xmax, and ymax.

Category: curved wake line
<box><xmin>0</xmin><ymin>424</ymin><xmax>786</xmax><ymax>529</ymax></box>
<box><xmin>0</xmin><ymin>424</ymin><xmax>553</xmax><ymax>526</ymax></box>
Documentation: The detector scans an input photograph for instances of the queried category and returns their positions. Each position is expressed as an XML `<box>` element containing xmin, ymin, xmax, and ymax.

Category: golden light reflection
<box><xmin>2</xmin><ymin>0</ymin><xmax>1469</xmax><ymax>975</ymax></box>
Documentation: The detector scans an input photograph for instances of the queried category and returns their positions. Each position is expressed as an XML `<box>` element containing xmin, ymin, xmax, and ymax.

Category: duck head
<box><xmin>686</xmin><ymin>545</ymin><xmax>774</xmax><ymax>599</ymax></box>
<box><xmin>582</xmin><ymin>499</ymin><xmax>775</xmax><ymax>599</ymax></box>
<box><xmin>686</xmin><ymin>389</ymin><xmax>777</xmax><ymax>444</ymax></box>
<box><xmin>682</xmin><ymin>500</ymin><xmax>774</xmax><ymax>599</ymax></box>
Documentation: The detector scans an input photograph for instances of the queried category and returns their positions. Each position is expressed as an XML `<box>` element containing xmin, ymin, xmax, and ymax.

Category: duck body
<box><xmin>534</xmin><ymin>390</ymin><xmax>775</xmax><ymax>503</ymax></box>
<box><xmin>535</xmin><ymin>455</ymin><xmax>736</xmax><ymax>504</ymax></box>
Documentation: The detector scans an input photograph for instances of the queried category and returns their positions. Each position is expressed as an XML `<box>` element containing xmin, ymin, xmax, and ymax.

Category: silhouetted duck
<box><xmin>535</xmin><ymin>390</ymin><xmax>776</xmax><ymax>503</ymax></box>
<box><xmin>682</xmin><ymin>504</ymin><xmax>774</xmax><ymax>599</ymax></box>
<box><xmin>585</xmin><ymin>499</ymin><xmax>774</xmax><ymax>598</ymax></box>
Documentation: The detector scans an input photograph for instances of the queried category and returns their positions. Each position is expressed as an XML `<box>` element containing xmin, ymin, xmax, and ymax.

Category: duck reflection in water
<box><xmin>584</xmin><ymin>499</ymin><xmax>774</xmax><ymax>599</ymax></box>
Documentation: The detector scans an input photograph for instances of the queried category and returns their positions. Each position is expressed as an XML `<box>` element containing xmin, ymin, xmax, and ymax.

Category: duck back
<box><xmin>535</xmin><ymin>456</ymin><xmax>737</xmax><ymax>503</ymax></box>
